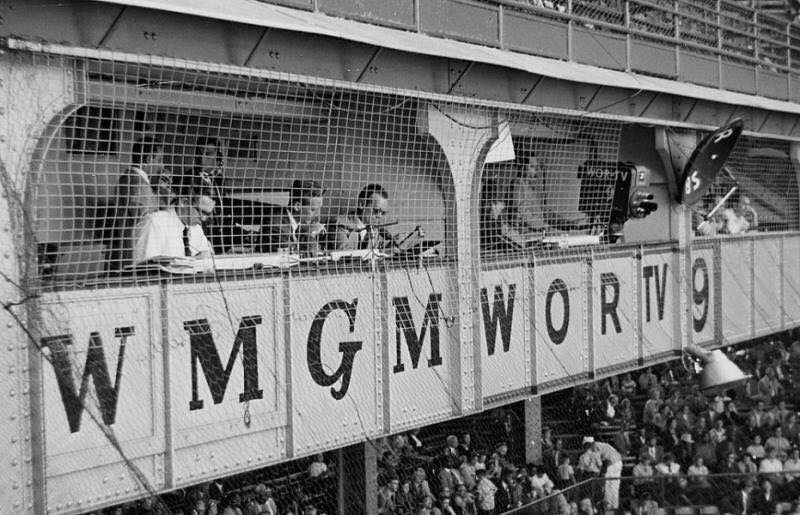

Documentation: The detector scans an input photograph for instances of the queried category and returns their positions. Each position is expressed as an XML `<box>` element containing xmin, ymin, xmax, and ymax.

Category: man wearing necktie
<box><xmin>133</xmin><ymin>184</ymin><xmax>216</xmax><ymax>264</ymax></box>
<box><xmin>263</xmin><ymin>179</ymin><xmax>325</xmax><ymax>254</ymax></box>
<box><xmin>335</xmin><ymin>184</ymin><xmax>395</xmax><ymax>252</ymax></box>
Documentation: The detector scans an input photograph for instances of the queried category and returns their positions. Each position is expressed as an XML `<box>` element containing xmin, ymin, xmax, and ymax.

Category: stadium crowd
<box><xmin>99</xmin><ymin>328</ymin><xmax>800</xmax><ymax>515</ymax></box>
<box><xmin>374</xmin><ymin>328</ymin><xmax>800</xmax><ymax>514</ymax></box>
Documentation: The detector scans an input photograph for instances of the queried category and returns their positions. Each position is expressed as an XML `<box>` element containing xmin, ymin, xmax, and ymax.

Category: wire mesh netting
<box><xmin>692</xmin><ymin>135</ymin><xmax>800</xmax><ymax>237</ymax></box>
<box><xmin>2</xmin><ymin>42</ymin><xmax>800</xmax><ymax>515</ymax></box>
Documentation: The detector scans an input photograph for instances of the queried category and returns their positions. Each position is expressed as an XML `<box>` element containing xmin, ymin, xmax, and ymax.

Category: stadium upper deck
<box><xmin>0</xmin><ymin>0</ymin><xmax>799</xmax><ymax>513</ymax></box>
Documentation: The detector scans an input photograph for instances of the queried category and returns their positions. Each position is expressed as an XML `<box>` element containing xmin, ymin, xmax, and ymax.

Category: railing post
<box><xmin>624</xmin><ymin>0</ymin><xmax>631</xmax><ymax>72</ymax></box>
<box><xmin>498</xmin><ymin>3</ymin><xmax>505</xmax><ymax>50</ymax></box>
<box><xmin>567</xmin><ymin>0</ymin><xmax>574</xmax><ymax>62</ymax></box>
<box><xmin>674</xmin><ymin>0</ymin><xmax>681</xmax><ymax>79</ymax></box>
<box><xmin>753</xmin><ymin>10</ymin><xmax>760</xmax><ymax>61</ymax></box>
<box><xmin>717</xmin><ymin>0</ymin><xmax>723</xmax><ymax>90</ymax></box>
<box><xmin>753</xmin><ymin>9</ymin><xmax>760</xmax><ymax>94</ymax></box>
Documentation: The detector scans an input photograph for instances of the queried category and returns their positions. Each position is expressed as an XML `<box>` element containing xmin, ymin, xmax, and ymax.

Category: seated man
<box><xmin>133</xmin><ymin>184</ymin><xmax>215</xmax><ymax>264</ymax></box>
<box><xmin>262</xmin><ymin>179</ymin><xmax>326</xmax><ymax>255</ymax></box>
<box><xmin>334</xmin><ymin>184</ymin><xmax>423</xmax><ymax>254</ymax></box>
<box><xmin>508</xmin><ymin>156</ymin><xmax>589</xmax><ymax>244</ymax></box>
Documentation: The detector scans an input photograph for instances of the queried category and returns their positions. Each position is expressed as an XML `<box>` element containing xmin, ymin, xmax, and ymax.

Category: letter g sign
<box><xmin>307</xmin><ymin>299</ymin><xmax>363</xmax><ymax>400</ymax></box>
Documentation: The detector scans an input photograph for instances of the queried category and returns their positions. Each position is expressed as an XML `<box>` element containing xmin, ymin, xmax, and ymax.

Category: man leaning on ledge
<box><xmin>133</xmin><ymin>182</ymin><xmax>216</xmax><ymax>264</ymax></box>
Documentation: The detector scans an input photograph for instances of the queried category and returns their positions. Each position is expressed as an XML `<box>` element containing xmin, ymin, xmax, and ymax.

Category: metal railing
<box><xmin>509</xmin><ymin>471</ymin><xmax>800</xmax><ymax>513</ymax></box>
<box><xmin>491</xmin><ymin>0</ymin><xmax>799</xmax><ymax>72</ymax></box>
<box><xmin>266</xmin><ymin>0</ymin><xmax>800</xmax><ymax>98</ymax></box>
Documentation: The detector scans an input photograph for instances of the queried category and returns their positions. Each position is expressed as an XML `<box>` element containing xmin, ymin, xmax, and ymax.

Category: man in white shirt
<box><xmin>133</xmin><ymin>185</ymin><xmax>215</xmax><ymax>264</ymax></box>
<box><xmin>586</xmin><ymin>437</ymin><xmax>623</xmax><ymax>510</ymax></box>
<box><xmin>759</xmin><ymin>447</ymin><xmax>784</xmax><ymax>484</ymax></box>
<box><xmin>784</xmin><ymin>448</ymin><xmax>800</xmax><ymax>482</ymax></box>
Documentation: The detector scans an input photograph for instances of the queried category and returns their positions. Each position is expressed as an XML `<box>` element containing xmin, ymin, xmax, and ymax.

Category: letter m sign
<box><xmin>392</xmin><ymin>294</ymin><xmax>443</xmax><ymax>373</ymax></box>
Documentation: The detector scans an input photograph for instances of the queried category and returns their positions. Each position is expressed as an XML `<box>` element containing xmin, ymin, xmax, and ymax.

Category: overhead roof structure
<box><xmin>92</xmin><ymin>0</ymin><xmax>800</xmax><ymax>116</ymax></box>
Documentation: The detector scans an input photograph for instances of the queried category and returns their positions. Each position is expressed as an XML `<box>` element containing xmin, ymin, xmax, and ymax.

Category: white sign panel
<box><xmin>593</xmin><ymin>257</ymin><xmax>637</xmax><ymax>371</ymax></box>
<box><xmin>720</xmin><ymin>240</ymin><xmax>752</xmax><ymax>343</ymax></box>
<box><xmin>479</xmin><ymin>266</ymin><xmax>530</xmax><ymax>400</ymax></box>
<box><xmin>641</xmin><ymin>251</ymin><xmax>675</xmax><ymax>358</ymax></box>
<box><xmin>533</xmin><ymin>261</ymin><xmax>589</xmax><ymax>385</ymax></box>
<box><xmin>785</xmin><ymin>235</ymin><xmax>800</xmax><ymax>327</ymax></box>
<box><xmin>691</xmin><ymin>247</ymin><xmax>716</xmax><ymax>346</ymax></box>
<box><xmin>753</xmin><ymin>238</ymin><xmax>782</xmax><ymax>335</ymax></box>
<box><xmin>167</xmin><ymin>279</ymin><xmax>285</xmax><ymax>486</ymax></box>
<box><xmin>290</xmin><ymin>273</ymin><xmax>382</xmax><ymax>455</ymax></box>
<box><xmin>387</xmin><ymin>267</ymin><xmax>457</xmax><ymax>431</ymax></box>
<box><xmin>40</xmin><ymin>287</ymin><xmax>164</xmax><ymax>511</ymax></box>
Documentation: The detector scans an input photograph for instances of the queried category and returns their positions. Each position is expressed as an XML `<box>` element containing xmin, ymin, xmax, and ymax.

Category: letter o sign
<box><xmin>545</xmin><ymin>278</ymin><xmax>570</xmax><ymax>345</ymax></box>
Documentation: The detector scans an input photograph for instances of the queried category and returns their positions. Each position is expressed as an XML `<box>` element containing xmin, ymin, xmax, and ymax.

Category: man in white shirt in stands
<box><xmin>133</xmin><ymin>184</ymin><xmax>215</xmax><ymax>264</ymax></box>
<box><xmin>584</xmin><ymin>436</ymin><xmax>623</xmax><ymax>510</ymax></box>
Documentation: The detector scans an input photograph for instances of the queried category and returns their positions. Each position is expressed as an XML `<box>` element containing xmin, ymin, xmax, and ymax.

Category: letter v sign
<box><xmin>41</xmin><ymin>327</ymin><xmax>133</xmax><ymax>433</ymax></box>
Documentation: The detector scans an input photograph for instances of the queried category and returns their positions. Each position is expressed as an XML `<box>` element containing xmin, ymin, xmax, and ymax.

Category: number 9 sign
<box><xmin>679</xmin><ymin>118</ymin><xmax>744</xmax><ymax>206</ymax></box>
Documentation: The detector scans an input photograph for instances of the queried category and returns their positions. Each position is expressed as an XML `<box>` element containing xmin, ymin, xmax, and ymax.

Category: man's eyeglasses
<box><xmin>371</xmin><ymin>208</ymin><xmax>387</xmax><ymax>216</ymax></box>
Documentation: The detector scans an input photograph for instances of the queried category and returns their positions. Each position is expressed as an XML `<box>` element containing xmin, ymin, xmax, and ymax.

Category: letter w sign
<box><xmin>41</xmin><ymin>327</ymin><xmax>134</xmax><ymax>434</ymax></box>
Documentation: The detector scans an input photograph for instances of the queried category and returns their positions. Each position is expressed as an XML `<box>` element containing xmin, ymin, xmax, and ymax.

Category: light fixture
<box><xmin>683</xmin><ymin>344</ymin><xmax>751</xmax><ymax>394</ymax></box>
